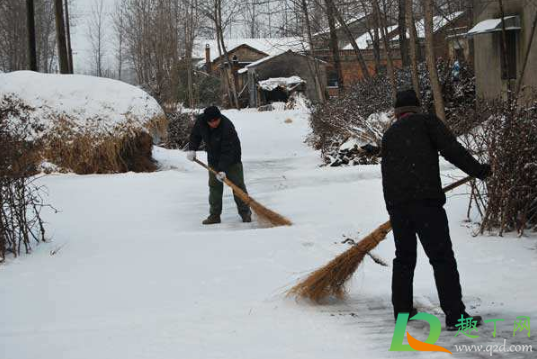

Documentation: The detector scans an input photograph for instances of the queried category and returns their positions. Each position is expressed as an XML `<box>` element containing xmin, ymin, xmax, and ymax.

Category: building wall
<box><xmin>248</xmin><ymin>52</ymin><xmax>327</xmax><ymax>104</ymax></box>
<box><xmin>473</xmin><ymin>0</ymin><xmax>536</xmax><ymax>100</ymax></box>
<box><xmin>210</xmin><ymin>46</ymin><xmax>267</xmax><ymax>73</ymax></box>
<box><xmin>318</xmin><ymin>49</ymin><xmax>403</xmax><ymax>87</ymax></box>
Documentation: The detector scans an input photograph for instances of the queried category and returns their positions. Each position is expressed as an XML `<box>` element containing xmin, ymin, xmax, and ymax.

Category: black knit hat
<box><xmin>203</xmin><ymin>106</ymin><xmax>221</xmax><ymax>121</ymax></box>
<box><xmin>394</xmin><ymin>89</ymin><xmax>421</xmax><ymax>109</ymax></box>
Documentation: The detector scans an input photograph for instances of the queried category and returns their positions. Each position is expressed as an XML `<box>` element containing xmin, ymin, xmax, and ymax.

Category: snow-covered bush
<box><xmin>0</xmin><ymin>96</ymin><xmax>47</xmax><ymax>261</ymax></box>
<box><xmin>0</xmin><ymin>71</ymin><xmax>168</xmax><ymax>174</ymax></box>
<box><xmin>467</xmin><ymin>99</ymin><xmax>537</xmax><ymax>235</ymax></box>
<box><xmin>164</xmin><ymin>109</ymin><xmax>197</xmax><ymax>149</ymax></box>
<box><xmin>309</xmin><ymin>60</ymin><xmax>475</xmax><ymax>166</ymax></box>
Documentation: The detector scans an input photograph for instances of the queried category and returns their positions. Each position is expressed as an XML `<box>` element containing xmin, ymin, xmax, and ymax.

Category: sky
<box><xmin>70</xmin><ymin>0</ymin><xmax>118</xmax><ymax>74</ymax></box>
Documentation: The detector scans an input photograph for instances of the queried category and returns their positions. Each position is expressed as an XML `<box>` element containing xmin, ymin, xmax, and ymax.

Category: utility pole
<box><xmin>54</xmin><ymin>0</ymin><xmax>70</xmax><ymax>74</ymax></box>
<box><xmin>64</xmin><ymin>0</ymin><xmax>74</xmax><ymax>73</ymax></box>
<box><xmin>26</xmin><ymin>0</ymin><xmax>38</xmax><ymax>71</ymax></box>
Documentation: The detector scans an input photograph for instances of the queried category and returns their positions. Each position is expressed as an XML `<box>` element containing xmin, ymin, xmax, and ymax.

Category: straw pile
<box><xmin>0</xmin><ymin>71</ymin><xmax>167</xmax><ymax>174</ymax></box>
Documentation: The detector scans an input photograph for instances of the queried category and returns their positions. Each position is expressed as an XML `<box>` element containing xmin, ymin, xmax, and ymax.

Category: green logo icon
<box><xmin>390</xmin><ymin>312</ymin><xmax>452</xmax><ymax>354</ymax></box>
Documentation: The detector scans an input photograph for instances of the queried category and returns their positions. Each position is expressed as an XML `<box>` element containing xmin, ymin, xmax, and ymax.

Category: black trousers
<box><xmin>388</xmin><ymin>200</ymin><xmax>466</xmax><ymax>320</ymax></box>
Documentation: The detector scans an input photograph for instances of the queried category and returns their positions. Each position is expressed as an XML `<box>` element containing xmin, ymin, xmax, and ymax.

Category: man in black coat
<box><xmin>364</xmin><ymin>89</ymin><xmax>491</xmax><ymax>330</ymax></box>
<box><xmin>187</xmin><ymin>106</ymin><xmax>251</xmax><ymax>225</ymax></box>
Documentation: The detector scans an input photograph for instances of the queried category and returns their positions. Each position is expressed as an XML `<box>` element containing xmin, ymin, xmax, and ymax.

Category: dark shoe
<box><xmin>394</xmin><ymin>307</ymin><xmax>418</xmax><ymax>322</ymax></box>
<box><xmin>202</xmin><ymin>215</ymin><xmax>221</xmax><ymax>225</ymax></box>
<box><xmin>240</xmin><ymin>212</ymin><xmax>252</xmax><ymax>223</ymax></box>
<box><xmin>446</xmin><ymin>313</ymin><xmax>483</xmax><ymax>331</ymax></box>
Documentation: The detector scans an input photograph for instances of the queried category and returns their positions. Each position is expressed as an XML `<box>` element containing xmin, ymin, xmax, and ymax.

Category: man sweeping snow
<box><xmin>187</xmin><ymin>106</ymin><xmax>252</xmax><ymax>225</ymax></box>
<box><xmin>363</xmin><ymin>89</ymin><xmax>491</xmax><ymax>331</ymax></box>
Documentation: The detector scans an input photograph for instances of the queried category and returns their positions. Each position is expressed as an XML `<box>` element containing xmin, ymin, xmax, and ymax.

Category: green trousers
<box><xmin>209</xmin><ymin>162</ymin><xmax>251</xmax><ymax>216</ymax></box>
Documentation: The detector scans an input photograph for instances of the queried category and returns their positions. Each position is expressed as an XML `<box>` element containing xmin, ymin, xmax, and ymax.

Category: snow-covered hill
<box><xmin>0</xmin><ymin>108</ymin><xmax>534</xmax><ymax>358</ymax></box>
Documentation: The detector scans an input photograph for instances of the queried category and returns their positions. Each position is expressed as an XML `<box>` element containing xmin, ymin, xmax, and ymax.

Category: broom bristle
<box><xmin>249</xmin><ymin>199</ymin><xmax>292</xmax><ymax>227</ymax></box>
<box><xmin>287</xmin><ymin>221</ymin><xmax>392</xmax><ymax>302</ymax></box>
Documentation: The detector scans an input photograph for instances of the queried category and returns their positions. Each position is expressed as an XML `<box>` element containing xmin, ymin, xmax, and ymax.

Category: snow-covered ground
<box><xmin>1</xmin><ymin>108</ymin><xmax>535</xmax><ymax>358</ymax></box>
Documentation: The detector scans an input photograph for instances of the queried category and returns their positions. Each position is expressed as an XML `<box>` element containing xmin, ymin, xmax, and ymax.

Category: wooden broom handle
<box><xmin>194</xmin><ymin>159</ymin><xmax>253</xmax><ymax>205</ymax></box>
<box><xmin>442</xmin><ymin>175</ymin><xmax>473</xmax><ymax>193</ymax></box>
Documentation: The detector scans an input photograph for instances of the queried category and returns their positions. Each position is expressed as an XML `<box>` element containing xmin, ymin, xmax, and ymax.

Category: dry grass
<box><xmin>40</xmin><ymin>114</ymin><xmax>167</xmax><ymax>174</ymax></box>
<box><xmin>287</xmin><ymin>221</ymin><xmax>392</xmax><ymax>302</ymax></box>
<box><xmin>284</xmin><ymin>118</ymin><xmax>293</xmax><ymax>124</ymax></box>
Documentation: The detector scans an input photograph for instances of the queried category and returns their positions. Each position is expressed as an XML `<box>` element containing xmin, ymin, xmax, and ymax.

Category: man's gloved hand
<box><xmin>216</xmin><ymin>172</ymin><xmax>226</xmax><ymax>182</ymax></box>
<box><xmin>186</xmin><ymin>151</ymin><xmax>196</xmax><ymax>161</ymax></box>
<box><xmin>477</xmin><ymin>163</ymin><xmax>492</xmax><ymax>180</ymax></box>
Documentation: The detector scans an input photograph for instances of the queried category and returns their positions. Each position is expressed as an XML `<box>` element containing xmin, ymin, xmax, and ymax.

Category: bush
<box><xmin>164</xmin><ymin>109</ymin><xmax>198</xmax><ymax>150</ymax></box>
<box><xmin>0</xmin><ymin>96</ymin><xmax>47</xmax><ymax>261</ymax></box>
<box><xmin>463</xmin><ymin>99</ymin><xmax>537</xmax><ymax>234</ymax></box>
<box><xmin>309</xmin><ymin>60</ymin><xmax>475</xmax><ymax>166</ymax></box>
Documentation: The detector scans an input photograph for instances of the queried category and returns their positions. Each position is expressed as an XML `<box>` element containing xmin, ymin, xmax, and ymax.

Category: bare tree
<box><xmin>397</xmin><ymin>0</ymin><xmax>409</xmax><ymax>66</ymax></box>
<box><xmin>330</xmin><ymin>1</ymin><xmax>371</xmax><ymax>82</ymax></box>
<box><xmin>183</xmin><ymin>0</ymin><xmax>201</xmax><ymax>107</ymax></box>
<box><xmin>112</xmin><ymin>0</ymin><xmax>126</xmax><ymax>80</ymax></box>
<box><xmin>406</xmin><ymin>0</ymin><xmax>420</xmax><ymax>97</ymax></box>
<box><xmin>300</xmin><ymin>0</ymin><xmax>325</xmax><ymax>102</ymax></box>
<box><xmin>242</xmin><ymin>0</ymin><xmax>261</xmax><ymax>38</ymax></box>
<box><xmin>26</xmin><ymin>0</ymin><xmax>38</xmax><ymax>71</ymax></box>
<box><xmin>88</xmin><ymin>0</ymin><xmax>107</xmax><ymax>77</ymax></box>
<box><xmin>53</xmin><ymin>0</ymin><xmax>69</xmax><ymax>73</ymax></box>
<box><xmin>64</xmin><ymin>0</ymin><xmax>73</xmax><ymax>73</ymax></box>
<box><xmin>324</xmin><ymin>0</ymin><xmax>344</xmax><ymax>91</ymax></box>
<box><xmin>422</xmin><ymin>0</ymin><xmax>445</xmax><ymax>120</ymax></box>
<box><xmin>373</xmin><ymin>0</ymin><xmax>396</xmax><ymax>98</ymax></box>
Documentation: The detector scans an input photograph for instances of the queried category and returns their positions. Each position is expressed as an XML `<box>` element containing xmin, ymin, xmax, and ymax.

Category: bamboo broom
<box><xmin>194</xmin><ymin>159</ymin><xmax>292</xmax><ymax>227</ymax></box>
<box><xmin>287</xmin><ymin>176</ymin><xmax>474</xmax><ymax>302</ymax></box>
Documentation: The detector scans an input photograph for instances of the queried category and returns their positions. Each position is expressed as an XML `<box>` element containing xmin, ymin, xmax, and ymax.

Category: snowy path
<box><xmin>1</xmin><ymin>109</ymin><xmax>535</xmax><ymax>359</ymax></box>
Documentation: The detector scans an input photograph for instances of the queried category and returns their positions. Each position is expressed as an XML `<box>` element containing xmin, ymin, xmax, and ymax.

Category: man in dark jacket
<box><xmin>187</xmin><ymin>106</ymin><xmax>251</xmax><ymax>225</ymax></box>
<box><xmin>364</xmin><ymin>89</ymin><xmax>491</xmax><ymax>330</ymax></box>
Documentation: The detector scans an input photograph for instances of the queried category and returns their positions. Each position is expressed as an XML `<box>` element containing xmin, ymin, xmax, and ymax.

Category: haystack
<box><xmin>0</xmin><ymin>71</ymin><xmax>167</xmax><ymax>174</ymax></box>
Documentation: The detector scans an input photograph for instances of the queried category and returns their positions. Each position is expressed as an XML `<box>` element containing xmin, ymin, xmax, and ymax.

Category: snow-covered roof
<box><xmin>192</xmin><ymin>37</ymin><xmax>306</xmax><ymax>62</ymax></box>
<box><xmin>237</xmin><ymin>51</ymin><xmax>326</xmax><ymax>74</ymax></box>
<box><xmin>258</xmin><ymin>76</ymin><xmax>305</xmax><ymax>91</ymax></box>
<box><xmin>343</xmin><ymin>25</ymin><xmax>398</xmax><ymax>50</ymax></box>
<box><xmin>313</xmin><ymin>13</ymin><xmax>368</xmax><ymax>36</ymax></box>
<box><xmin>466</xmin><ymin>16</ymin><xmax>521</xmax><ymax>36</ymax></box>
<box><xmin>237</xmin><ymin>53</ymin><xmax>280</xmax><ymax>74</ymax></box>
<box><xmin>391</xmin><ymin>11</ymin><xmax>465</xmax><ymax>41</ymax></box>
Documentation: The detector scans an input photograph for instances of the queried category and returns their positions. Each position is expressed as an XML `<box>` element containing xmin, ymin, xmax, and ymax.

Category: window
<box><xmin>499</xmin><ymin>31</ymin><xmax>517</xmax><ymax>80</ymax></box>
<box><xmin>327</xmin><ymin>69</ymin><xmax>339</xmax><ymax>88</ymax></box>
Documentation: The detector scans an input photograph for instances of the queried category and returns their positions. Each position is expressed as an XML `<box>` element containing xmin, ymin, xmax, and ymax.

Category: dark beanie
<box><xmin>394</xmin><ymin>89</ymin><xmax>421</xmax><ymax>109</ymax></box>
<box><xmin>203</xmin><ymin>106</ymin><xmax>221</xmax><ymax>121</ymax></box>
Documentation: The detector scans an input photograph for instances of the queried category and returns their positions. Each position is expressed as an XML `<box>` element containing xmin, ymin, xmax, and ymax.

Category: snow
<box><xmin>0</xmin><ymin>107</ymin><xmax>535</xmax><ymax>358</ymax></box>
<box><xmin>258</xmin><ymin>76</ymin><xmax>305</xmax><ymax>91</ymax></box>
<box><xmin>193</xmin><ymin>37</ymin><xmax>306</xmax><ymax>63</ymax></box>
<box><xmin>343</xmin><ymin>25</ymin><xmax>398</xmax><ymax>50</ymax></box>
<box><xmin>392</xmin><ymin>11</ymin><xmax>465</xmax><ymax>41</ymax></box>
<box><xmin>466</xmin><ymin>16</ymin><xmax>521</xmax><ymax>36</ymax></box>
<box><xmin>0</xmin><ymin>71</ymin><xmax>164</xmax><ymax>138</ymax></box>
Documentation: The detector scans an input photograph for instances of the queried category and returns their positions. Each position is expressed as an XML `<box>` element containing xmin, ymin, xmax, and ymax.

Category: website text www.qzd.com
<box><xmin>454</xmin><ymin>340</ymin><xmax>533</xmax><ymax>356</ymax></box>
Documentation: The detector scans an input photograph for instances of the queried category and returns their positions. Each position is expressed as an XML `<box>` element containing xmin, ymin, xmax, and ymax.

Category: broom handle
<box><xmin>194</xmin><ymin>159</ymin><xmax>253</xmax><ymax>205</ymax></box>
<box><xmin>442</xmin><ymin>175</ymin><xmax>473</xmax><ymax>193</ymax></box>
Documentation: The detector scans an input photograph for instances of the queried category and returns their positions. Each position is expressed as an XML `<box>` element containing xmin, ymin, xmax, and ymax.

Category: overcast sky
<box><xmin>70</xmin><ymin>0</ymin><xmax>118</xmax><ymax>74</ymax></box>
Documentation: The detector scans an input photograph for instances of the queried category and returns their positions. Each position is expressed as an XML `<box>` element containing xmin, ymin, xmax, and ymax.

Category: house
<box><xmin>192</xmin><ymin>38</ymin><xmax>305</xmax><ymax>74</ymax></box>
<box><xmin>312</xmin><ymin>13</ymin><xmax>377</xmax><ymax>49</ymax></box>
<box><xmin>237</xmin><ymin>51</ymin><xmax>327</xmax><ymax>107</ymax></box>
<box><xmin>316</xmin><ymin>11</ymin><xmax>469</xmax><ymax>93</ymax></box>
<box><xmin>468</xmin><ymin>0</ymin><xmax>534</xmax><ymax>100</ymax></box>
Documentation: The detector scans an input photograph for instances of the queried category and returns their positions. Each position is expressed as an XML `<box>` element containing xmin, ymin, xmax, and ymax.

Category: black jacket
<box><xmin>381</xmin><ymin>112</ymin><xmax>487</xmax><ymax>209</ymax></box>
<box><xmin>188</xmin><ymin>115</ymin><xmax>242</xmax><ymax>172</ymax></box>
